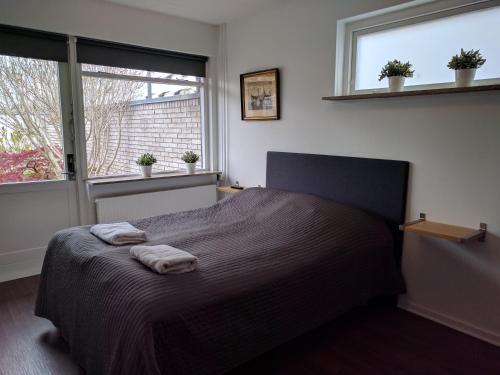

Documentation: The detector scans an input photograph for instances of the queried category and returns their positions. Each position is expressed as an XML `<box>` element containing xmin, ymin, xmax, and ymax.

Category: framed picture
<box><xmin>240</xmin><ymin>68</ymin><xmax>280</xmax><ymax>121</ymax></box>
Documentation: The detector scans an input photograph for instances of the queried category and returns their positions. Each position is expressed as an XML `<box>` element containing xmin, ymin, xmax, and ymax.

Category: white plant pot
<box><xmin>455</xmin><ymin>68</ymin><xmax>476</xmax><ymax>87</ymax></box>
<box><xmin>185</xmin><ymin>162</ymin><xmax>196</xmax><ymax>174</ymax></box>
<box><xmin>388</xmin><ymin>76</ymin><xmax>405</xmax><ymax>92</ymax></box>
<box><xmin>141</xmin><ymin>165</ymin><xmax>152</xmax><ymax>178</ymax></box>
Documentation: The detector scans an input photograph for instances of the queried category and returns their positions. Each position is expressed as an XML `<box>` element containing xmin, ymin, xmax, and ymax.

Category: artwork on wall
<box><xmin>240</xmin><ymin>68</ymin><xmax>280</xmax><ymax>120</ymax></box>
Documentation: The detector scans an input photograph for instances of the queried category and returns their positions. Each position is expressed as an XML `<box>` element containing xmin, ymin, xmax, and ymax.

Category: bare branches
<box><xmin>0</xmin><ymin>56</ymin><xmax>142</xmax><ymax>178</ymax></box>
<box><xmin>0</xmin><ymin>56</ymin><xmax>63</xmax><ymax>174</ymax></box>
<box><xmin>82</xmin><ymin>66</ymin><xmax>144</xmax><ymax>176</ymax></box>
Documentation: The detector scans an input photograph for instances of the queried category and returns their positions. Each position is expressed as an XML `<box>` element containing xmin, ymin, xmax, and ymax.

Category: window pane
<box><xmin>355</xmin><ymin>6</ymin><xmax>500</xmax><ymax>90</ymax></box>
<box><xmin>82</xmin><ymin>65</ymin><xmax>203</xmax><ymax>177</ymax></box>
<box><xmin>0</xmin><ymin>55</ymin><xmax>64</xmax><ymax>183</ymax></box>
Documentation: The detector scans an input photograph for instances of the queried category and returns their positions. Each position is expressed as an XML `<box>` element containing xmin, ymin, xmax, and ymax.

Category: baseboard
<box><xmin>399</xmin><ymin>298</ymin><xmax>500</xmax><ymax>347</ymax></box>
<box><xmin>0</xmin><ymin>246</ymin><xmax>46</xmax><ymax>283</ymax></box>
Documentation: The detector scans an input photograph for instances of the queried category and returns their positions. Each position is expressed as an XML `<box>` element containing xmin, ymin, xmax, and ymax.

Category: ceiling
<box><xmin>105</xmin><ymin>0</ymin><xmax>287</xmax><ymax>25</ymax></box>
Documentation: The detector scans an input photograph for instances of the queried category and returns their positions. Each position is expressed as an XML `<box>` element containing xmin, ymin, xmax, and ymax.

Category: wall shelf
<box><xmin>322</xmin><ymin>84</ymin><xmax>500</xmax><ymax>101</ymax></box>
<box><xmin>217</xmin><ymin>186</ymin><xmax>245</xmax><ymax>194</ymax></box>
<box><xmin>399</xmin><ymin>213</ymin><xmax>487</xmax><ymax>243</ymax></box>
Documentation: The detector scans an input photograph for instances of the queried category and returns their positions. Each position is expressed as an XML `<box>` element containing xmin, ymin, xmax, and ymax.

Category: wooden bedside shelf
<box><xmin>217</xmin><ymin>186</ymin><xmax>245</xmax><ymax>194</ymax></box>
<box><xmin>399</xmin><ymin>213</ymin><xmax>487</xmax><ymax>243</ymax></box>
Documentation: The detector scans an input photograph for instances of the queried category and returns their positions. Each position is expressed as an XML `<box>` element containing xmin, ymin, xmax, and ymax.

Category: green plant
<box><xmin>378</xmin><ymin>60</ymin><xmax>414</xmax><ymax>81</ymax></box>
<box><xmin>181</xmin><ymin>151</ymin><xmax>200</xmax><ymax>164</ymax></box>
<box><xmin>447</xmin><ymin>48</ymin><xmax>486</xmax><ymax>70</ymax></box>
<box><xmin>136</xmin><ymin>153</ymin><xmax>157</xmax><ymax>166</ymax></box>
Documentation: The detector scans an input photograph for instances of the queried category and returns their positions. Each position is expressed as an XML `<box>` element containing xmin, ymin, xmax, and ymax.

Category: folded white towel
<box><xmin>130</xmin><ymin>245</ymin><xmax>198</xmax><ymax>274</ymax></box>
<box><xmin>90</xmin><ymin>222</ymin><xmax>147</xmax><ymax>245</ymax></box>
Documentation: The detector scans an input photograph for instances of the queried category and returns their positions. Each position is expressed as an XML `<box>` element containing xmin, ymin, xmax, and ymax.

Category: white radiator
<box><xmin>95</xmin><ymin>185</ymin><xmax>216</xmax><ymax>223</ymax></box>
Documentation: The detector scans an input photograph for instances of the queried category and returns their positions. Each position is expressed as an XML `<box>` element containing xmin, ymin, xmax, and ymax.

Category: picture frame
<box><xmin>240</xmin><ymin>68</ymin><xmax>280</xmax><ymax>121</ymax></box>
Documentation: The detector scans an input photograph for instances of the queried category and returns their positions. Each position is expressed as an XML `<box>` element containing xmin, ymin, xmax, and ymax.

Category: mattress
<box><xmin>35</xmin><ymin>187</ymin><xmax>404</xmax><ymax>375</ymax></box>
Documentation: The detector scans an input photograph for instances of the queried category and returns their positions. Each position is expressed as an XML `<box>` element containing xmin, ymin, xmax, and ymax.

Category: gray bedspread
<box><xmin>35</xmin><ymin>187</ymin><xmax>404</xmax><ymax>375</ymax></box>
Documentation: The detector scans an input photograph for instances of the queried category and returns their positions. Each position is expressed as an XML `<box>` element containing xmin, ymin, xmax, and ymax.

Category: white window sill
<box><xmin>0</xmin><ymin>179</ymin><xmax>71</xmax><ymax>195</ymax></box>
<box><xmin>85</xmin><ymin>170</ymin><xmax>220</xmax><ymax>186</ymax></box>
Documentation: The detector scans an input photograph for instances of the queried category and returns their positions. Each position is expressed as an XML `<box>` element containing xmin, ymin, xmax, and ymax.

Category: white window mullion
<box><xmin>57</xmin><ymin>62</ymin><xmax>75</xmax><ymax>179</ymax></box>
<box><xmin>67</xmin><ymin>36</ymin><xmax>91</xmax><ymax>224</ymax></box>
<box><xmin>81</xmin><ymin>71</ymin><xmax>203</xmax><ymax>87</ymax></box>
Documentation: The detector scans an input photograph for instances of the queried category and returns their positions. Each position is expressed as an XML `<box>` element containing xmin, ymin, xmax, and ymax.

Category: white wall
<box><xmin>0</xmin><ymin>182</ymin><xmax>80</xmax><ymax>282</ymax></box>
<box><xmin>0</xmin><ymin>0</ymin><xmax>220</xmax><ymax>282</ymax></box>
<box><xmin>225</xmin><ymin>0</ymin><xmax>500</xmax><ymax>344</ymax></box>
<box><xmin>0</xmin><ymin>0</ymin><xmax>218</xmax><ymax>56</ymax></box>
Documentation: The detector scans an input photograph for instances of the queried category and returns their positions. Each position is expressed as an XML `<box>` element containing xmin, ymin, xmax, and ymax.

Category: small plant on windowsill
<box><xmin>378</xmin><ymin>60</ymin><xmax>414</xmax><ymax>92</ymax></box>
<box><xmin>181</xmin><ymin>151</ymin><xmax>200</xmax><ymax>174</ymax></box>
<box><xmin>447</xmin><ymin>49</ymin><xmax>486</xmax><ymax>87</ymax></box>
<box><xmin>136</xmin><ymin>153</ymin><xmax>157</xmax><ymax>178</ymax></box>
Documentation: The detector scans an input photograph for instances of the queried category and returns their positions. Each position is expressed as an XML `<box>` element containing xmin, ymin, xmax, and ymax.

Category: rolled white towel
<box><xmin>130</xmin><ymin>245</ymin><xmax>198</xmax><ymax>274</ymax></box>
<box><xmin>90</xmin><ymin>222</ymin><xmax>146</xmax><ymax>245</ymax></box>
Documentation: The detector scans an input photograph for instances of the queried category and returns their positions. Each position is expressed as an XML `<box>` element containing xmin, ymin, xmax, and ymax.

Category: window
<box><xmin>76</xmin><ymin>37</ymin><xmax>208</xmax><ymax>178</ymax></box>
<box><xmin>0</xmin><ymin>27</ymin><xmax>209</xmax><ymax>184</ymax></box>
<box><xmin>338</xmin><ymin>1</ymin><xmax>500</xmax><ymax>94</ymax></box>
<box><xmin>81</xmin><ymin>64</ymin><xmax>204</xmax><ymax>177</ymax></box>
<box><xmin>0</xmin><ymin>55</ymin><xmax>65</xmax><ymax>183</ymax></box>
<box><xmin>0</xmin><ymin>25</ymin><xmax>69</xmax><ymax>184</ymax></box>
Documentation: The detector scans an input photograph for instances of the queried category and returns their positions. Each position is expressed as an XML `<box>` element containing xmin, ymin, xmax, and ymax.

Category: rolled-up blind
<box><xmin>76</xmin><ymin>38</ymin><xmax>208</xmax><ymax>77</ymax></box>
<box><xmin>0</xmin><ymin>24</ymin><xmax>68</xmax><ymax>62</ymax></box>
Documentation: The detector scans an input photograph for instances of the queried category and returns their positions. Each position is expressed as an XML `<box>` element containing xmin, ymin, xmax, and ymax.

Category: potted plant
<box><xmin>181</xmin><ymin>151</ymin><xmax>200</xmax><ymax>174</ymax></box>
<box><xmin>447</xmin><ymin>48</ymin><xmax>486</xmax><ymax>87</ymax></box>
<box><xmin>378</xmin><ymin>60</ymin><xmax>414</xmax><ymax>92</ymax></box>
<box><xmin>136</xmin><ymin>153</ymin><xmax>157</xmax><ymax>177</ymax></box>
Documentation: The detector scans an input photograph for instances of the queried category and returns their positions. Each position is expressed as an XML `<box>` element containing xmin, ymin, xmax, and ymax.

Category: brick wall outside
<box><xmin>103</xmin><ymin>94</ymin><xmax>202</xmax><ymax>176</ymax></box>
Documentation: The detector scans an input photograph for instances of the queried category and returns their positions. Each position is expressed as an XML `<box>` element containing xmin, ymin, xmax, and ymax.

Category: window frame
<box><xmin>0</xmin><ymin>32</ymin><xmax>214</xmax><ymax>191</ymax></box>
<box><xmin>336</xmin><ymin>0</ymin><xmax>500</xmax><ymax>95</ymax></box>
<box><xmin>78</xmin><ymin>64</ymin><xmax>209</xmax><ymax>179</ymax></box>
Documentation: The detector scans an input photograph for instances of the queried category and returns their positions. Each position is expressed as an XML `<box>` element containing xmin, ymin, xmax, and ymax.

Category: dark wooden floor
<box><xmin>1</xmin><ymin>276</ymin><xmax>499</xmax><ymax>375</ymax></box>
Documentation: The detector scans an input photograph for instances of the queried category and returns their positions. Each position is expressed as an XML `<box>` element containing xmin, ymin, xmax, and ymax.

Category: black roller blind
<box><xmin>77</xmin><ymin>37</ymin><xmax>208</xmax><ymax>77</ymax></box>
<box><xmin>0</xmin><ymin>24</ymin><xmax>68</xmax><ymax>62</ymax></box>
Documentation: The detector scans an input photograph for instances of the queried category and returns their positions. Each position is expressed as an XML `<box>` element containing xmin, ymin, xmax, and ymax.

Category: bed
<box><xmin>35</xmin><ymin>151</ymin><xmax>409</xmax><ymax>375</ymax></box>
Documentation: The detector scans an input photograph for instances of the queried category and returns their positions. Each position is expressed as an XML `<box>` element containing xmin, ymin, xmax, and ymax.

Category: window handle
<box><xmin>64</xmin><ymin>154</ymin><xmax>76</xmax><ymax>180</ymax></box>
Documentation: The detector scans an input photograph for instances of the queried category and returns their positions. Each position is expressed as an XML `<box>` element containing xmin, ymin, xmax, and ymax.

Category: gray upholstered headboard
<box><xmin>266</xmin><ymin>151</ymin><xmax>409</xmax><ymax>263</ymax></box>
